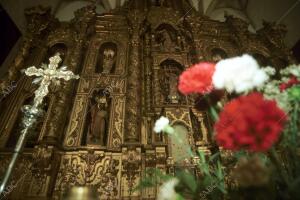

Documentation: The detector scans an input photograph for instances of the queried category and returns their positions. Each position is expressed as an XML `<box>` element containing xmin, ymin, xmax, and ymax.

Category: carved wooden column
<box><xmin>42</xmin><ymin>6</ymin><xmax>95</xmax><ymax>144</ymax></box>
<box><xmin>124</xmin><ymin>11</ymin><xmax>144</xmax><ymax>142</ymax></box>
<box><xmin>144</xmin><ymin>32</ymin><xmax>153</xmax><ymax>112</ymax></box>
<box><xmin>153</xmin><ymin>64</ymin><xmax>162</xmax><ymax>106</ymax></box>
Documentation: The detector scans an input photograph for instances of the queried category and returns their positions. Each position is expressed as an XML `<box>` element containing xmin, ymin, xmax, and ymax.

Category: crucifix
<box><xmin>0</xmin><ymin>53</ymin><xmax>79</xmax><ymax>194</ymax></box>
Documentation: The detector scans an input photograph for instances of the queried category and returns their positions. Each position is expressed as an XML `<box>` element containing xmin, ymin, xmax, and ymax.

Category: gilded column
<box><xmin>42</xmin><ymin>6</ymin><xmax>95</xmax><ymax>144</ymax></box>
<box><xmin>124</xmin><ymin>11</ymin><xmax>144</xmax><ymax>142</ymax></box>
<box><xmin>144</xmin><ymin>33</ymin><xmax>153</xmax><ymax>112</ymax></box>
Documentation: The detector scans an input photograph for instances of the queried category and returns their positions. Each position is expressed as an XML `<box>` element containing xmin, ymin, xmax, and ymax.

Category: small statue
<box><xmin>102</xmin><ymin>48</ymin><xmax>116</xmax><ymax>74</ymax></box>
<box><xmin>167</xmin><ymin>72</ymin><xmax>180</xmax><ymax>103</ymax></box>
<box><xmin>175</xmin><ymin>35</ymin><xmax>184</xmax><ymax>51</ymax></box>
<box><xmin>151</xmin><ymin>34</ymin><xmax>160</xmax><ymax>50</ymax></box>
<box><xmin>161</xmin><ymin>30</ymin><xmax>173</xmax><ymax>51</ymax></box>
<box><xmin>87</xmin><ymin>95</ymin><xmax>108</xmax><ymax>145</ymax></box>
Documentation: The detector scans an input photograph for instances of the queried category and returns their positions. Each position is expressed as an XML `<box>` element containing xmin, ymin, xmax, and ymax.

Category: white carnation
<box><xmin>212</xmin><ymin>54</ymin><xmax>269</xmax><ymax>93</ymax></box>
<box><xmin>280</xmin><ymin>64</ymin><xmax>300</xmax><ymax>77</ymax></box>
<box><xmin>263</xmin><ymin>66</ymin><xmax>276</xmax><ymax>76</ymax></box>
<box><xmin>157</xmin><ymin>178</ymin><xmax>179</xmax><ymax>200</ymax></box>
<box><xmin>154</xmin><ymin>116</ymin><xmax>170</xmax><ymax>133</ymax></box>
<box><xmin>258</xmin><ymin>80</ymin><xmax>291</xmax><ymax>112</ymax></box>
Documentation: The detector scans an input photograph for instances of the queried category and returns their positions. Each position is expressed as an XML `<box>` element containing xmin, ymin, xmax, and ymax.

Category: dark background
<box><xmin>0</xmin><ymin>4</ymin><xmax>21</xmax><ymax>66</ymax></box>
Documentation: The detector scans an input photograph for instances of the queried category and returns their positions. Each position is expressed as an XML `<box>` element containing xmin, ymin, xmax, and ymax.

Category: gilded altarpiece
<box><xmin>0</xmin><ymin>1</ymin><xmax>296</xmax><ymax>199</ymax></box>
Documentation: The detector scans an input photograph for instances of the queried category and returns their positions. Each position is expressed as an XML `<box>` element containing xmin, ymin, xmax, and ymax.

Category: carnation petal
<box><xmin>215</xmin><ymin>92</ymin><xmax>287</xmax><ymax>152</ymax></box>
<box><xmin>212</xmin><ymin>54</ymin><xmax>269</xmax><ymax>93</ymax></box>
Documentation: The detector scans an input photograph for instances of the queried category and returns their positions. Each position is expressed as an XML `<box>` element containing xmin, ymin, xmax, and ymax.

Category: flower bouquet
<box><xmin>136</xmin><ymin>54</ymin><xmax>300</xmax><ymax>200</ymax></box>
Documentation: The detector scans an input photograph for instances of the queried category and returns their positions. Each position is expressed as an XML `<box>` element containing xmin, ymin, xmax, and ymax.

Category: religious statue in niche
<box><xmin>167</xmin><ymin>72</ymin><xmax>180</xmax><ymax>103</ymax></box>
<box><xmin>176</xmin><ymin>35</ymin><xmax>185</xmax><ymax>51</ymax></box>
<box><xmin>153</xmin><ymin>24</ymin><xmax>181</xmax><ymax>52</ymax></box>
<box><xmin>159</xmin><ymin>29</ymin><xmax>173</xmax><ymax>51</ymax></box>
<box><xmin>152</xmin><ymin>26</ymin><xmax>186</xmax><ymax>52</ymax></box>
<box><xmin>102</xmin><ymin>48</ymin><xmax>116</xmax><ymax>74</ymax></box>
<box><xmin>85</xmin><ymin>92</ymin><xmax>110</xmax><ymax>146</ymax></box>
<box><xmin>160</xmin><ymin>60</ymin><xmax>183</xmax><ymax>104</ymax></box>
<box><xmin>96</xmin><ymin>42</ymin><xmax>117</xmax><ymax>74</ymax></box>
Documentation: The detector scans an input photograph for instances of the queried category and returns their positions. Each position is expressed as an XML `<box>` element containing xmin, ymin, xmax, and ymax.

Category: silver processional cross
<box><xmin>0</xmin><ymin>53</ymin><xmax>79</xmax><ymax>194</ymax></box>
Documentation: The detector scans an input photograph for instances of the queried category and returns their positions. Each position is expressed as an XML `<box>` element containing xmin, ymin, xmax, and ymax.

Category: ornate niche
<box><xmin>211</xmin><ymin>48</ymin><xmax>228</xmax><ymax>62</ymax></box>
<box><xmin>152</xmin><ymin>23</ymin><xmax>185</xmax><ymax>52</ymax></box>
<box><xmin>159</xmin><ymin>59</ymin><xmax>184</xmax><ymax>104</ymax></box>
<box><xmin>165</xmin><ymin>109</ymin><xmax>195</xmax><ymax>165</ymax></box>
<box><xmin>81</xmin><ymin>89</ymin><xmax>111</xmax><ymax>147</ymax></box>
<box><xmin>96</xmin><ymin>42</ymin><xmax>117</xmax><ymax>74</ymax></box>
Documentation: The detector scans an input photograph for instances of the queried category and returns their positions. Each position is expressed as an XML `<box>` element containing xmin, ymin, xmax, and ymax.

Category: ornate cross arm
<box><xmin>24</xmin><ymin>53</ymin><xmax>79</xmax><ymax>109</ymax></box>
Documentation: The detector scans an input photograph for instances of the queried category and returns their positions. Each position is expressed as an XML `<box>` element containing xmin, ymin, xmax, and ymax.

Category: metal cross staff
<box><xmin>0</xmin><ymin>53</ymin><xmax>79</xmax><ymax>194</ymax></box>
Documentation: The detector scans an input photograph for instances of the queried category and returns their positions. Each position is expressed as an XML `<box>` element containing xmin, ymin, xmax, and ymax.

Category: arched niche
<box><xmin>81</xmin><ymin>89</ymin><xmax>111</xmax><ymax>147</ymax></box>
<box><xmin>169</xmin><ymin>122</ymin><xmax>191</xmax><ymax>164</ymax></box>
<box><xmin>46</xmin><ymin>43</ymin><xmax>68</xmax><ymax>63</ymax></box>
<box><xmin>159</xmin><ymin>59</ymin><xmax>184</xmax><ymax>104</ymax></box>
<box><xmin>211</xmin><ymin>48</ymin><xmax>228</xmax><ymax>62</ymax></box>
<box><xmin>152</xmin><ymin>23</ymin><xmax>184</xmax><ymax>52</ymax></box>
<box><xmin>96</xmin><ymin>42</ymin><xmax>118</xmax><ymax>74</ymax></box>
<box><xmin>5</xmin><ymin>96</ymin><xmax>50</xmax><ymax>148</ymax></box>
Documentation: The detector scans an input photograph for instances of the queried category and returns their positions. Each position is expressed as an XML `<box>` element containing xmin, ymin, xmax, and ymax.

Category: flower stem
<box><xmin>209</xmin><ymin>106</ymin><xmax>219</xmax><ymax>122</ymax></box>
<box><xmin>204</xmin><ymin>95</ymin><xmax>219</xmax><ymax>121</ymax></box>
<box><xmin>269</xmin><ymin>148</ymin><xmax>290</xmax><ymax>187</ymax></box>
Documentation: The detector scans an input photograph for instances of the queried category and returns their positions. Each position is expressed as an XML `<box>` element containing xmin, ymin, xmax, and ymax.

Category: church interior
<box><xmin>0</xmin><ymin>0</ymin><xmax>300</xmax><ymax>199</ymax></box>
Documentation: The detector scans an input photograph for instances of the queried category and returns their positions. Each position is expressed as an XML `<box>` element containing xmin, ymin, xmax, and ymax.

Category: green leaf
<box><xmin>216</xmin><ymin>160</ymin><xmax>223</xmax><ymax>180</ymax></box>
<box><xmin>208</xmin><ymin>152</ymin><xmax>220</xmax><ymax>163</ymax></box>
<box><xmin>198</xmin><ymin>150</ymin><xmax>206</xmax><ymax>164</ymax></box>
<box><xmin>176</xmin><ymin>194</ymin><xmax>185</xmax><ymax>200</ymax></box>
<box><xmin>133</xmin><ymin>178</ymin><xmax>156</xmax><ymax>191</ymax></box>
<box><xmin>177</xmin><ymin>171</ymin><xmax>197</xmax><ymax>193</ymax></box>
<box><xmin>288</xmin><ymin>85</ymin><xmax>300</xmax><ymax>101</ymax></box>
<box><xmin>233</xmin><ymin>150</ymin><xmax>247</xmax><ymax>159</ymax></box>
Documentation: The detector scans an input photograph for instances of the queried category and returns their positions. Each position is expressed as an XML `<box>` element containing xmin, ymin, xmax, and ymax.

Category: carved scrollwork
<box><xmin>65</xmin><ymin>95</ymin><xmax>86</xmax><ymax>146</ymax></box>
<box><xmin>121</xmin><ymin>148</ymin><xmax>141</xmax><ymax>196</ymax></box>
<box><xmin>79</xmin><ymin>77</ymin><xmax>126</xmax><ymax>94</ymax></box>
<box><xmin>109</xmin><ymin>96</ymin><xmax>125</xmax><ymax>149</ymax></box>
<box><xmin>54</xmin><ymin>153</ymin><xmax>121</xmax><ymax>199</ymax></box>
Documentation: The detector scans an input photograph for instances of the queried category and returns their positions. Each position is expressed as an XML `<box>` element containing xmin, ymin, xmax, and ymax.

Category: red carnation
<box><xmin>279</xmin><ymin>75</ymin><xmax>300</xmax><ymax>92</ymax></box>
<box><xmin>178</xmin><ymin>62</ymin><xmax>216</xmax><ymax>95</ymax></box>
<box><xmin>215</xmin><ymin>92</ymin><xmax>287</xmax><ymax>152</ymax></box>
